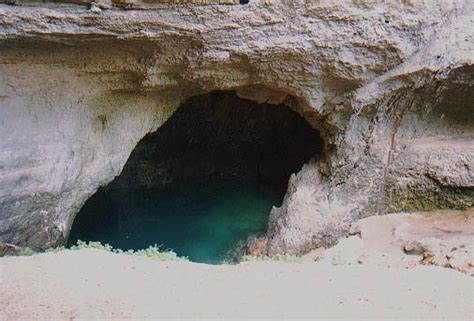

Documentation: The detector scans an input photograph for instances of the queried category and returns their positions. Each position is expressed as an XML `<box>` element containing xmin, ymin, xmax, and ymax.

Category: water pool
<box><xmin>67</xmin><ymin>180</ymin><xmax>282</xmax><ymax>264</ymax></box>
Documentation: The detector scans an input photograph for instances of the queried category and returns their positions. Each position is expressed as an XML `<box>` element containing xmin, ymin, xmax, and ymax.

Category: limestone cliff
<box><xmin>0</xmin><ymin>0</ymin><xmax>472</xmax><ymax>254</ymax></box>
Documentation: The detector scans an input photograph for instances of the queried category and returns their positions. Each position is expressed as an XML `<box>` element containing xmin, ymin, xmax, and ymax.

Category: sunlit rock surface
<box><xmin>318</xmin><ymin>208</ymin><xmax>474</xmax><ymax>276</ymax></box>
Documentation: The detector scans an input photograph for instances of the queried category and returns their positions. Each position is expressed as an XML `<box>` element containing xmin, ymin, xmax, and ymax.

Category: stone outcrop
<box><xmin>318</xmin><ymin>208</ymin><xmax>474</xmax><ymax>276</ymax></box>
<box><xmin>0</xmin><ymin>0</ymin><xmax>472</xmax><ymax>254</ymax></box>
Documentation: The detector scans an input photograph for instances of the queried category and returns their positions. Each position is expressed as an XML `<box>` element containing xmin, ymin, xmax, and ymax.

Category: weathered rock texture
<box><xmin>318</xmin><ymin>208</ymin><xmax>474</xmax><ymax>276</ymax></box>
<box><xmin>0</xmin><ymin>0</ymin><xmax>473</xmax><ymax>254</ymax></box>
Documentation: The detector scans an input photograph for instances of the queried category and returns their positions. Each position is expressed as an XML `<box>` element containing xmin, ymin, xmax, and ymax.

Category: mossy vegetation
<box><xmin>70</xmin><ymin>240</ymin><xmax>188</xmax><ymax>261</ymax></box>
<box><xmin>12</xmin><ymin>241</ymin><xmax>305</xmax><ymax>264</ymax></box>
<box><xmin>12</xmin><ymin>240</ymin><xmax>188</xmax><ymax>261</ymax></box>
<box><xmin>16</xmin><ymin>247</ymin><xmax>35</xmax><ymax>256</ymax></box>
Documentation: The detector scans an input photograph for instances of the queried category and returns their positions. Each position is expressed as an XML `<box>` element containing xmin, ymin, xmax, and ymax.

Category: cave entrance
<box><xmin>68</xmin><ymin>91</ymin><xmax>323</xmax><ymax>263</ymax></box>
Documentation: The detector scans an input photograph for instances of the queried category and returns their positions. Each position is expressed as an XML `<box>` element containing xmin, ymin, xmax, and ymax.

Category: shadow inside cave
<box><xmin>67</xmin><ymin>91</ymin><xmax>323</xmax><ymax>263</ymax></box>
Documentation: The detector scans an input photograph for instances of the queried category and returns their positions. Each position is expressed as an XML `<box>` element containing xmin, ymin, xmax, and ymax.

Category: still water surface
<box><xmin>68</xmin><ymin>180</ymin><xmax>282</xmax><ymax>264</ymax></box>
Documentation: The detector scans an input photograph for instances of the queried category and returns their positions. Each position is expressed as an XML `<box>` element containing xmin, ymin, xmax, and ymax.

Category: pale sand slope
<box><xmin>1</xmin><ymin>248</ymin><xmax>473</xmax><ymax>320</ymax></box>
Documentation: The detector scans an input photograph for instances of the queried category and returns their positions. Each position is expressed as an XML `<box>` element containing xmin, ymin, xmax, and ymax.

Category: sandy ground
<box><xmin>1</xmin><ymin>209</ymin><xmax>473</xmax><ymax>320</ymax></box>
<box><xmin>0</xmin><ymin>248</ymin><xmax>473</xmax><ymax>320</ymax></box>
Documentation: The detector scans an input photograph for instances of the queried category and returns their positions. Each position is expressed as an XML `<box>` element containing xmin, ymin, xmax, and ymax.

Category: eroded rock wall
<box><xmin>0</xmin><ymin>0</ymin><xmax>472</xmax><ymax>254</ymax></box>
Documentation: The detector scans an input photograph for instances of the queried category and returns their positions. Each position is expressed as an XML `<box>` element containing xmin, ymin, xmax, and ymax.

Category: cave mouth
<box><xmin>68</xmin><ymin>91</ymin><xmax>324</xmax><ymax>264</ymax></box>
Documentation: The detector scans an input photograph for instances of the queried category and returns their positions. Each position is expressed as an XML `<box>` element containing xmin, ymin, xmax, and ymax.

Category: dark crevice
<box><xmin>110</xmin><ymin>91</ymin><xmax>323</xmax><ymax>191</ymax></box>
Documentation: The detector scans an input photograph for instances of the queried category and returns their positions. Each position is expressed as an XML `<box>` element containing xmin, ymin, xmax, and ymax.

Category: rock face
<box><xmin>0</xmin><ymin>0</ymin><xmax>473</xmax><ymax>254</ymax></box>
<box><xmin>319</xmin><ymin>208</ymin><xmax>474</xmax><ymax>276</ymax></box>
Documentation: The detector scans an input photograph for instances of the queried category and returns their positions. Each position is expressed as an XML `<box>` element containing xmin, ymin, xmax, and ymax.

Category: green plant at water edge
<box><xmin>70</xmin><ymin>240</ymin><xmax>188</xmax><ymax>261</ymax></box>
<box><xmin>45</xmin><ymin>246</ymin><xmax>65</xmax><ymax>253</ymax></box>
<box><xmin>70</xmin><ymin>240</ymin><xmax>114</xmax><ymax>252</ymax></box>
<box><xmin>16</xmin><ymin>247</ymin><xmax>35</xmax><ymax>256</ymax></box>
<box><xmin>241</xmin><ymin>253</ymin><xmax>302</xmax><ymax>263</ymax></box>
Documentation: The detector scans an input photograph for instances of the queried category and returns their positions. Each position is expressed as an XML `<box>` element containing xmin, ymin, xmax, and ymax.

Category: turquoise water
<box><xmin>67</xmin><ymin>181</ymin><xmax>282</xmax><ymax>264</ymax></box>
